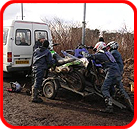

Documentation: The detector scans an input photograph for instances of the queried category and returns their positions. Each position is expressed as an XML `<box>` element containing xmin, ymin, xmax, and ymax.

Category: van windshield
<box><xmin>3</xmin><ymin>28</ymin><xmax>9</xmax><ymax>45</ymax></box>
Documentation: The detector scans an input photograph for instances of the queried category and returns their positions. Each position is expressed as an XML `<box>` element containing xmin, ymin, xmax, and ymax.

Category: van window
<box><xmin>35</xmin><ymin>30</ymin><xmax>48</xmax><ymax>42</ymax></box>
<box><xmin>3</xmin><ymin>28</ymin><xmax>9</xmax><ymax>45</ymax></box>
<box><xmin>15</xmin><ymin>29</ymin><xmax>31</xmax><ymax>46</ymax></box>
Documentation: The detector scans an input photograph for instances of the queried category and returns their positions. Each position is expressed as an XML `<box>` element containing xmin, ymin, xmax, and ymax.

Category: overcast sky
<box><xmin>3</xmin><ymin>3</ymin><xmax>135</xmax><ymax>32</ymax></box>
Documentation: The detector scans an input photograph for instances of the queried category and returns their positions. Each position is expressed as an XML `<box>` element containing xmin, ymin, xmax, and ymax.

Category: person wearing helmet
<box><xmin>32</xmin><ymin>40</ymin><xmax>55</xmax><ymax>103</ymax></box>
<box><xmin>107</xmin><ymin>41</ymin><xmax>133</xmax><ymax>112</ymax></box>
<box><xmin>107</xmin><ymin>41</ymin><xmax>123</xmax><ymax>74</ymax></box>
<box><xmin>85</xmin><ymin>41</ymin><xmax>123</xmax><ymax>113</ymax></box>
<box><xmin>93</xmin><ymin>37</ymin><xmax>105</xmax><ymax>52</ymax></box>
<box><xmin>33</xmin><ymin>35</ymin><xmax>45</xmax><ymax>51</ymax></box>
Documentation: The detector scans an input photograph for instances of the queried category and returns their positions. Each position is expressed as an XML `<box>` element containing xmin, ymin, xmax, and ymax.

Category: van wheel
<box><xmin>43</xmin><ymin>81</ymin><xmax>57</xmax><ymax>99</ymax></box>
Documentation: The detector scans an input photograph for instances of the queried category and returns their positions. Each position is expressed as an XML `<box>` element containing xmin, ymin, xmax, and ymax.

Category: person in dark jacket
<box><xmin>107</xmin><ymin>41</ymin><xmax>123</xmax><ymax>74</ymax></box>
<box><xmin>107</xmin><ymin>41</ymin><xmax>133</xmax><ymax>112</ymax></box>
<box><xmin>85</xmin><ymin>42</ymin><xmax>123</xmax><ymax>113</ymax></box>
<box><xmin>33</xmin><ymin>35</ymin><xmax>45</xmax><ymax>51</ymax></box>
<box><xmin>32</xmin><ymin>40</ymin><xmax>55</xmax><ymax>103</ymax></box>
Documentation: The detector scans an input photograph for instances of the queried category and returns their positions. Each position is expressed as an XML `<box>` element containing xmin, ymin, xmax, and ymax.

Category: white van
<box><xmin>3</xmin><ymin>20</ymin><xmax>53</xmax><ymax>73</ymax></box>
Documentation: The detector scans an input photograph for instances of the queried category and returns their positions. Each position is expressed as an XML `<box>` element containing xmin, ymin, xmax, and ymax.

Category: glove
<box><xmin>82</xmin><ymin>51</ymin><xmax>91</xmax><ymax>58</ymax></box>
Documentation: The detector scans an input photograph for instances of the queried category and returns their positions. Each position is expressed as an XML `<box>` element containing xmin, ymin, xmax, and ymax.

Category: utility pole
<box><xmin>21</xmin><ymin>3</ymin><xmax>23</xmax><ymax>20</ymax></box>
<box><xmin>82</xmin><ymin>3</ymin><xmax>86</xmax><ymax>45</ymax></box>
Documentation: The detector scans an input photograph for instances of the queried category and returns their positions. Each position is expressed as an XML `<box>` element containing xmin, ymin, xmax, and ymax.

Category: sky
<box><xmin>3</xmin><ymin>2</ymin><xmax>135</xmax><ymax>32</ymax></box>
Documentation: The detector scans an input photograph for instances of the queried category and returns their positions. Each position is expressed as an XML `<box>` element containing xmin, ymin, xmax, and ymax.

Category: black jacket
<box><xmin>89</xmin><ymin>50</ymin><xmax>121</xmax><ymax>77</ymax></box>
<box><xmin>110</xmin><ymin>49</ymin><xmax>124</xmax><ymax>73</ymax></box>
<box><xmin>33</xmin><ymin>47</ymin><xmax>55</xmax><ymax>69</ymax></box>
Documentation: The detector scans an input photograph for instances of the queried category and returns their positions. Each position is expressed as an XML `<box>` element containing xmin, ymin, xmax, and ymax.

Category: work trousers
<box><xmin>33</xmin><ymin>67</ymin><xmax>48</xmax><ymax>89</ymax></box>
<box><xmin>101</xmin><ymin>70</ymin><xmax>129</xmax><ymax>99</ymax></box>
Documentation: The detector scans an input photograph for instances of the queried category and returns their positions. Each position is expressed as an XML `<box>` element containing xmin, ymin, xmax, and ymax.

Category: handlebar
<box><xmin>61</xmin><ymin>50</ymin><xmax>79</xmax><ymax>60</ymax></box>
<box><xmin>65</xmin><ymin>50</ymin><xmax>74</xmax><ymax>53</ymax></box>
<box><xmin>75</xmin><ymin>44</ymin><xmax>94</xmax><ymax>50</ymax></box>
<box><xmin>52</xmin><ymin>43</ymin><xmax>60</xmax><ymax>47</ymax></box>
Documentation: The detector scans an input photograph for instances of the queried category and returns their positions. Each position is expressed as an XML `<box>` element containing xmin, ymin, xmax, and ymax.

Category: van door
<box><xmin>33</xmin><ymin>23</ymin><xmax>53</xmax><ymax>48</ymax></box>
<box><xmin>12</xmin><ymin>23</ymin><xmax>33</xmax><ymax>69</ymax></box>
<box><xmin>3</xmin><ymin>27</ymin><xmax>10</xmax><ymax>72</ymax></box>
<box><xmin>32</xmin><ymin>23</ymin><xmax>49</xmax><ymax>42</ymax></box>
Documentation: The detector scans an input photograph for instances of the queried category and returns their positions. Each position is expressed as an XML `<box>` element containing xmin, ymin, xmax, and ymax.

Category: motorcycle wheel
<box><xmin>43</xmin><ymin>81</ymin><xmax>57</xmax><ymax>99</ymax></box>
<box><xmin>67</xmin><ymin>71</ymin><xmax>85</xmax><ymax>92</ymax></box>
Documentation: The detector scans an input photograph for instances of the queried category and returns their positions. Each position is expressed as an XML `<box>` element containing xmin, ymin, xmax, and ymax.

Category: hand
<box><xmin>82</xmin><ymin>52</ymin><xmax>91</xmax><ymax>58</ymax></box>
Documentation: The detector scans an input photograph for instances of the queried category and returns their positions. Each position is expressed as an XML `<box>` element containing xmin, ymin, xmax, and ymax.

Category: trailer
<box><xmin>42</xmin><ymin>77</ymin><xmax>127</xmax><ymax>110</ymax></box>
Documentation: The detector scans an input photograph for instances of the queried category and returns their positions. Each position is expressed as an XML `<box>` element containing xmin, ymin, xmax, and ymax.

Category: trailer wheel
<box><xmin>43</xmin><ymin>81</ymin><xmax>57</xmax><ymax>99</ymax></box>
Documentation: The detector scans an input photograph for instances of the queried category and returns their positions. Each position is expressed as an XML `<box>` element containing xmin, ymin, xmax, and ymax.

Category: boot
<box><xmin>101</xmin><ymin>97</ymin><xmax>113</xmax><ymax>113</ymax></box>
<box><xmin>125</xmin><ymin>98</ymin><xmax>134</xmax><ymax>112</ymax></box>
<box><xmin>31</xmin><ymin>86</ymin><xmax>43</xmax><ymax>103</ymax></box>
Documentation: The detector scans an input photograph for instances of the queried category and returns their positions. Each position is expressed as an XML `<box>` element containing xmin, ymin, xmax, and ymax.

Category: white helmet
<box><xmin>107</xmin><ymin>41</ymin><xmax>119</xmax><ymax>50</ymax></box>
<box><xmin>93</xmin><ymin>42</ymin><xmax>106</xmax><ymax>52</ymax></box>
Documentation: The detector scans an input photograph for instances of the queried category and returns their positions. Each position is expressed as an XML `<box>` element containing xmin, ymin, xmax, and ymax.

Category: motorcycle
<box><xmin>42</xmin><ymin>44</ymin><xmax>85</xmax><ymax>99</ymax></box>
<box><xmin>61</xmin><ymin>44</ymin><xmax>105</xmax><ymax>93</ymax></box>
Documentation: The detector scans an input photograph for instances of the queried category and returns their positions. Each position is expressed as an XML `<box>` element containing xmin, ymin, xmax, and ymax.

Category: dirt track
<box><xmin>3</xmin><ymin>73</ymin><xmax>134</xmax><ymax>126</ymax></box>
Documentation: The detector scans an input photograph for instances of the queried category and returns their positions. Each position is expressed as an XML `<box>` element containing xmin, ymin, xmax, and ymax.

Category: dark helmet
<box><xmin>99</xmin><ymin>37</ymin><xmax>104</xmax><ymax>42</ymax></box>
<box><xmin>43</xmin><ymin>40</ymin><xmax>49</xmax><ymax>48</ymax></box>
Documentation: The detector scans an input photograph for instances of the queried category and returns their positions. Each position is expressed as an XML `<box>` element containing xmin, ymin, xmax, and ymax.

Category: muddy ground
<box><xmin>3</xmin><ymin>72</ymin><xmax>134</xmax><ymax>127</ymax></box>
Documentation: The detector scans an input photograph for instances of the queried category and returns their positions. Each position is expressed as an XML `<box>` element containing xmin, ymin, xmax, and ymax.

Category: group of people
<box><xmin>31</xmin><ymin>35</ymin><xmax>133</xmax><ymax>113</ymax></box>
<box><xmin>87</xmin><ymin>37</ymin><xmax>133</xmax><ymax>113</ymax></box>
